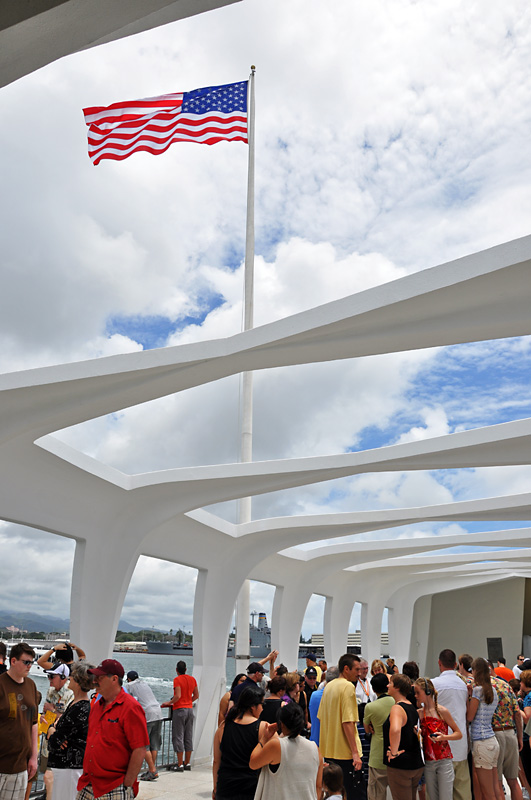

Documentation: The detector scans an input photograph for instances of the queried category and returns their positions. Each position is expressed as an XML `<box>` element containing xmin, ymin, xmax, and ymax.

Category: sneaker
<box><xmin>183</xmin><ymin>765</ymin><xmax>191</xmax><ymax>771</ymax></box>
<box><xmin>171</xmin><ymin>765</ymin><xmax>184</xmax><ymax>773</ymax></box>
<box><xmin>139</xmin><ymin>772</ymin><xmax>150</xmax><ymax>779</ymax></box>
<box><xmin>522</xmin><ymin>790</ymin><xmax>530</xmax><ymax>800</ymax></box>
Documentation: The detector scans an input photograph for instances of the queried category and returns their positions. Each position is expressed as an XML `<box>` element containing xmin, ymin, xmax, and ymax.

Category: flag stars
<box><xmin>181</xmin><ymin>81</ymin><xmax>247</xmax><ymax>115</ymax></box>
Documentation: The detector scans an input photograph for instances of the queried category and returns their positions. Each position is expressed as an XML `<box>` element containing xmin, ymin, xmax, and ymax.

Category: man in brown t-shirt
<box><xmin>0</xmin><ymin>642</ymin><xmax>39</xmax><ymax>800</ymax></box>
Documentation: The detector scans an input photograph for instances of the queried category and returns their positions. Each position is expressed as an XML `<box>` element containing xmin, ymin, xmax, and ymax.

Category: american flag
<box><xmin>83</xmin><ymin>81</ymin><xmax>248</xmax><ymax>166</ymax></box>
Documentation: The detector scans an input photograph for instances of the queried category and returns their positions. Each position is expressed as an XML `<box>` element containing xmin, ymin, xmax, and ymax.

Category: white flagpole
<box><xmin>235</xmin><ymin>66</ymin><xmax>255</xmax><ymax>672</ymax></box>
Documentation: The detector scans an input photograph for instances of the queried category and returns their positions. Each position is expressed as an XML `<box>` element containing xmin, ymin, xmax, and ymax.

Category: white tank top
<box><xmin>254</xmin><ymin>736</ymin><xmax>320</xmax><ymax>800</ymax></box>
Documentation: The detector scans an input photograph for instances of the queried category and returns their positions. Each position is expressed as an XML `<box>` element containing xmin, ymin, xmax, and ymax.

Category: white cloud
<box><xmin>395</xmin><ymin>407</ymin><xmax>451</xmax><ymax>445</ymax></box>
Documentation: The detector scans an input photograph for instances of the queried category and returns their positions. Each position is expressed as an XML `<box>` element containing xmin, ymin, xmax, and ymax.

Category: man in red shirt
<box><xmin>77</xmin><ymin>659</ymin><xmax>148</xmax><ymax>800</ymax></box>
<box><xmin>161</xmin><ymin>661</ymin><xmax>198</xmax><ymax>772</ymax></box>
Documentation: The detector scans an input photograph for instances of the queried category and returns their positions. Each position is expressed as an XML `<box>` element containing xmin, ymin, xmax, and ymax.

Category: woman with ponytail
<box><xmin>212</xmin><ymin>685</ymin><xmax>267</xmax><ymax>800</ymax></box>
<box><xmin>466</xmin><ymin>657</ymin><xmax>499</xmax><ymax>800</ymax></box>
<box><xmin>249</xmin><ymin>702</ymin><xmax>323</xmax><ymax>799</ymax></box>
<box><xmin>414</xmin><ymin>677</ymin><xmax>462</xmax><ymax>800</ymax></box>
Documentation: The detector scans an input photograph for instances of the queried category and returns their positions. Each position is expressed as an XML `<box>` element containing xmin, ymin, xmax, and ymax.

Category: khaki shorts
<box><xmin>495</xmin><ymin>729</ymin><xmax>519</xmax><ymax>780</ymax></box>
<box><xmin>472</xmin><ymin>737</ymin><xmax>500</xmax><ymax>769</ymax></box>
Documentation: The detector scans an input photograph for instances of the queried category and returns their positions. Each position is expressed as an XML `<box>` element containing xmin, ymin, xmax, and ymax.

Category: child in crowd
<box><xmin>322</xmin><ymin>762</ymin><xmax>345</xmax><ymax>800</ymax></box>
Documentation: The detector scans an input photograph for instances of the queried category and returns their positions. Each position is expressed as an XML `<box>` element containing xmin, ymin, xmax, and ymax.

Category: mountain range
<box><xmin>0</xmin><ymin>609</ymin><xmax>166</xmax><ymax>635</ymax></box>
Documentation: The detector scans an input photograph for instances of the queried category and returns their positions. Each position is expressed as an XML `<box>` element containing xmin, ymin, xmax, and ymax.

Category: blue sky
<box><xmin>0</xmin><ymin>0</ymin><xmax>530</xmax><ymax>638</ymax></box>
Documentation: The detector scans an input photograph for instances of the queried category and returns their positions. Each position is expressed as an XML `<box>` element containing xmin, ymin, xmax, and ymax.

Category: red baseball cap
<box><xmin>88</xmin><ymin>659</ymin><xmax>125</xmax><ymax>678</ymax></box>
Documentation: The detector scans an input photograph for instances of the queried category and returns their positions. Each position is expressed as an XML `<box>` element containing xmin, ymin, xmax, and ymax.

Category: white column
<box><xmin>270</xmin><ymin>584</ymin><xmax>284</xmax><ymax>653</ymax></box>
<box><xmin>362</xmin><ymin>594</ymin><xmax>386</xmax><ymax>661</ymax></box>
<box><xmin>410</xmin><ymin>594</ymin><xmax>433</xmax><ymax>671</ymax></box>
<box><xmin>275</xmin><ymin>587</ymin><xmax>313</xmax><ymax>670</ymax></box>
<box><xmin>323</xmin><ymin>592</ymin><xmax>353</xmax><ymax>664</ymax></box>
<box><xmin>192</xmin><ymin>567</ymin><xmax>249</xmax><ymax>762</ymax></box>
<box><xmin>70</xmin><ymin>535</ymin><xmax>141</xmax><ymax>664</ymax></box>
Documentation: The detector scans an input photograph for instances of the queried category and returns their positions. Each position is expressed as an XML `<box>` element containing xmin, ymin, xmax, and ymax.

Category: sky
<box><xmin>1</xmin><ymin>0</ymin><xmax>531</xmax><ymax>639</ymax></box>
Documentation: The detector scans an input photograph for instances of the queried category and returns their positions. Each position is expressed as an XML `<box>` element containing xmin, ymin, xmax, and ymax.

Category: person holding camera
<box><xmin>37</xmin><ymin>643</ymin><xmax>86</xmax><ymax>672</ymax></box>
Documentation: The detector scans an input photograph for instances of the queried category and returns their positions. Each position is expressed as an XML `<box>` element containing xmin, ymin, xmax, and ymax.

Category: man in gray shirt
<box><xmin>125</xmin><ymin>671</ymin><xmax>163</xmax><ymax>781</ymax></box>
<box><xmin>432</xmin><ymin>648</ymin><xmax>471</xmax><ymax>800</ymax></box>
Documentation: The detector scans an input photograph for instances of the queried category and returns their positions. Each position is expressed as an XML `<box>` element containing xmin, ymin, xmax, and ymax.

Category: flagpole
<box><xmin>235</xmin><ymin>66</ymin><xmax>255</xmax><ymax>673</ymax></box>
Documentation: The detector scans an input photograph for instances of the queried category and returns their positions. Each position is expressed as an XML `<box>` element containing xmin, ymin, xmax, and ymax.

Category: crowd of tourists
<box><xmin>2</xmin><ymin>639</ymin><xmax>531</xmax><ymax>800</ymax></box>
<box><xmin>212</xmin><ymin>649</ymin><xmax>531</xmax><ymax>800</ymax></box>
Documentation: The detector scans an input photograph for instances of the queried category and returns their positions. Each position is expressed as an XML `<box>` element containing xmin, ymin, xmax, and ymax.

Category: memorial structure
<box><xmin>0</xmin><ymin>240</ymin><xmax>530</xmax><ymax>758</ymax></box>
<box><xmin>2</xmin><ymin>0</ymin><xmax>531</xmax><ymax>762</ymax></box>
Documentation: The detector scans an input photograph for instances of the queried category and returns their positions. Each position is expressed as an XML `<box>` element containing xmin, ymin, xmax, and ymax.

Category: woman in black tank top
<box><xmin>213</xmin><ymin>684</ymin><xmax>267</xmax><ymax>800</ymax></box>
<box><xmin>383</xmin><ymin>674</ymin><xmax>424</xmax><ymax>800</ymax></box>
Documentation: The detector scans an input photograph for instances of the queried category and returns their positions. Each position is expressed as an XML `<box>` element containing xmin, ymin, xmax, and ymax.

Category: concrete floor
<box><xmin>138</xmin><ymin>764</ymin><xmax>213</xmax><ymax>800</ymax></box>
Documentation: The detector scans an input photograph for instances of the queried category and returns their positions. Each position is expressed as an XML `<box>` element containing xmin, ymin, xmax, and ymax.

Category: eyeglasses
<box><xmin>47</xmin><ymin>675</ymin><xmax>59</xmax><ymax>680</ymax></box>
<box><xmin>20</xmin><ymin>659</ymin><xmax>33</xmax><ymax>666</ymax></box>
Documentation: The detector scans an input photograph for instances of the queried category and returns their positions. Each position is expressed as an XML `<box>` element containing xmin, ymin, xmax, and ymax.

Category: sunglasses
<box><xmin>20</xmin><ymin>659</ymin><xmax>33</xmax><ymax>666</ymax></box>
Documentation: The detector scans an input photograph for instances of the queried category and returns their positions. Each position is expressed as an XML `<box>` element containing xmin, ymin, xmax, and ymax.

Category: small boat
<box><xmin>30</xmin><ymin>645</ymin><xmax>53</xmax><ymax>677</ymax></box>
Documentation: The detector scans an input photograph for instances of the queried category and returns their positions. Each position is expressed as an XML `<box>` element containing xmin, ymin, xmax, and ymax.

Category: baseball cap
<box><xmin>306</xmin><ymin>667</ymin><xmax>318</xmax><ymax>678</ymax></box>
<box><xmin>127</xmin><ymin>671</ymin><xmax>139</xmax><ymax>681</ymax></box>
<box><xmin>247</xmin><ymin>662</ymin><xmax>265</xmax><ymax>674</ymax></box>
<box><xmin>89</xmin><ymin>659</ymin><xmax>125</xmax><ymax>678</ymax></box>
<box><xmin>306</xmin><ymin>653</ymin><xmax>317</xmax><ymax>661</ymax></box>
<box><xmin>45</xmin><ymin>663</ymin><xmax>70</xmax><ymax>678</ymax></box>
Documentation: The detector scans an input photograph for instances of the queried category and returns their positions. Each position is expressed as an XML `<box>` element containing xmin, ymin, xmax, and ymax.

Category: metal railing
<box><xmin>157</xmin><ymin>714</ymin><xmax>177</xmax><ymax>770</ymax></box>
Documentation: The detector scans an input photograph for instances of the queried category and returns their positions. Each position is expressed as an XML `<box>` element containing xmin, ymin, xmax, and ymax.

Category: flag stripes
<box><xmin>83</xmin><ymin>82</ymin><xmax>248</xmax><ymax>165</ymax></box>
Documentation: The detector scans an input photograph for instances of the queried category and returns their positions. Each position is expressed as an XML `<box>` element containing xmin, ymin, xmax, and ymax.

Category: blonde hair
<box><xmin>371</xmin><ymin>659</ymin><xmax>386</xmax><ymax>675</ymax></box>
<box><xmin>284</xmin><ymin>671</ymin><xmax>301</xmax><ymax>693</ymax></box>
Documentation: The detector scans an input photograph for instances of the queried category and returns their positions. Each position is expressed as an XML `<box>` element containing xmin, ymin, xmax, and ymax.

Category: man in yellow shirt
<box><xmin>318</xmin><ymin>653</ymin><xmax>364</xmax><ymax>800</ymax></box>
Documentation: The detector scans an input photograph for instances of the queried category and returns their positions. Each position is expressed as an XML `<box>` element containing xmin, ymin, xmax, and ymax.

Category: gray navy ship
<box><xmin>226</xmin><ymin>611</ymin><xmax>271</xmax><ymax>659</ymax></box>
<box><xmin>146</xmin><ymin>611</ymin><xmax>271</xmax><ymax>657</ymax></box>
<box><xmin>145</xmin><ymin>641</ymin><xmax>193</xmax><ymax>654</ymax></box>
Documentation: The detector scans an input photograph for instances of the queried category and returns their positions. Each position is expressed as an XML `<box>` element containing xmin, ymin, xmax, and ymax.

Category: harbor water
<box><xmin>31</xmin><ymin>652</ymin><xmax>309</xmax><ymax>707</ymax></box>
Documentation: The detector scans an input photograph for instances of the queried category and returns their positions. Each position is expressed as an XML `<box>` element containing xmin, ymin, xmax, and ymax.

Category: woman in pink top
<box><xmin>414</xmin><ymin>677</ymin><xmax>462</xmax><ymax>800</ymax></box>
